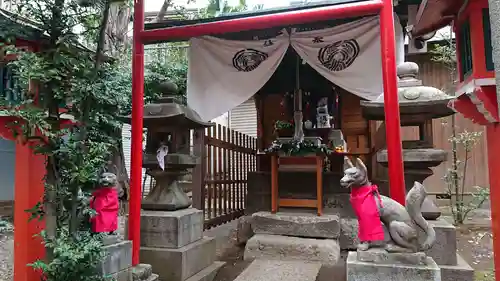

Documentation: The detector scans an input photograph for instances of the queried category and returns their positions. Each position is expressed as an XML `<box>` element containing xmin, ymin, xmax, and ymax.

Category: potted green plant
<box><xmin>274</xmin><ymin>120</ymin><xmax>294</xmax><ymax>137</ymax></box>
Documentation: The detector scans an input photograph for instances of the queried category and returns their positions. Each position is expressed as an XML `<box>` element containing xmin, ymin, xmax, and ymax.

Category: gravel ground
<box><xmin>0</xmin><ymin>232</ymin><xmax>13</xmax><ymax>281</ymax></box>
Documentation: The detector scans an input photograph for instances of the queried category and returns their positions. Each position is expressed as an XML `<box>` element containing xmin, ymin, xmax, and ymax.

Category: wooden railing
<box><xmin>139</xmin><ymin>125</ymin><xmax>257</xmax><ymax>229</ymax></box>
<box><xmin>193</xmin><ymin>125</ymin><xmax>257</xmax><ymax>229</ymax></box>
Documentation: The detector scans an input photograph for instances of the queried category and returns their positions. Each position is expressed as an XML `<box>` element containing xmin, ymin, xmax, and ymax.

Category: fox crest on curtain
<box><xmin>187</xmin><ymin>15</ymin><xmax>405</xmax><ymax>121</ymax></box>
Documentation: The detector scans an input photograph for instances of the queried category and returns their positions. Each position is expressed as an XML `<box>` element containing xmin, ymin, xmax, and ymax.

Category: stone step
<box><xmin>252</xmin><ymin>211</ymin><xmax>340</xmax><ymax>239</ymax></box>
<box><xmin>244</xmin><ymin>234</ymin><xmax>340</xmax><ymax>266</ymax></box>
<box><xmin>132</xmin><ymin>264</ymin><xmax>153</xmax><ymax>281</ymax></box>
<box><xmin>234</xmin><ymin>260</ymin><xmax>322</xmax><ymax>281</ymax></box>
<box><xmin>439</xmin><ymin>254</ymin><xmax>474</xmax><ymax>281</ymax></box>
<box><xmin>185</xmin><ymin>261</ymin><xmax>226</xmax><ymax>281</ymax></box>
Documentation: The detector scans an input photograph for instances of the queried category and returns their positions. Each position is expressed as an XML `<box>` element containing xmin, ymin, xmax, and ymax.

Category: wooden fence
<box><xmin>140</xmin><ymin>125</ymin><xmax>257</xmax><ymax>229</ymax></box>
<box><xmin>191</xmin><ymin>125</ymin><xmax>257</xmax><ymax>229</ymax></box>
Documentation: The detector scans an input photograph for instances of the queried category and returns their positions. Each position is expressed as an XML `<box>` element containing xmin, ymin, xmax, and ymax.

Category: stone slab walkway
<box><xmin>233</xmin><ymin>260</ymin><xmax>321</xmax><ymax>281</ymax></box>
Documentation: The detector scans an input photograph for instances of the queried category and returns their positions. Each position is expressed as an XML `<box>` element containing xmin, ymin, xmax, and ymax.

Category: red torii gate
<box><xmin>129</xmin><ymin>0</ymin><xmax>406</xmax><ymax>265</ymax></box>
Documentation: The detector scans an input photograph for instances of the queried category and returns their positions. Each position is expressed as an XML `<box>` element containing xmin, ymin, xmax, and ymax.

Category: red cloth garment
<box><xmin>90</xmin><ymin>187</ymin><xmax>119</xmax><ymax>233</ymax></box>
<box><xmin>350</xmin><ymin>184</ymin><xmax>385</xmax><ymax>242</ymax></box>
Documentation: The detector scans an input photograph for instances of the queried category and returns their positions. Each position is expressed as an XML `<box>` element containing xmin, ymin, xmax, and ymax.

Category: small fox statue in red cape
<box><xmin>90</xmin><ymin>172</ymin><xmax>119</xmax><ymax>234</ymax></box>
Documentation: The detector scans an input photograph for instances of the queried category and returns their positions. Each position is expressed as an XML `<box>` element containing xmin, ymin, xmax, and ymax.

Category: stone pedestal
<box><xmin>346</xmin><ymin>250</ymin><xmax>441</xmax><ymax>281</ymax></box>
<box><xmin>417</xmin><ymin>219</ymin><xmax>474</xmax><ymax>281</ymax></box>
<box><xmin>418</xmin><ymin>219</ymin><xmax>457</xmax><ymax>265</ymax></box>
<box><xmin>99</xmin><ymin>236</ymin><xmax>159</xmax><ymax>281</ymax></box>
<box><xmin>139</xmin><ymin>208</ymin><xmax>224</xmax><ymax>281</ymax></box>
<box><xmin>142</xmin><ymin>169</ymin><xmax>193</xmax><ymax>211</ymax></box>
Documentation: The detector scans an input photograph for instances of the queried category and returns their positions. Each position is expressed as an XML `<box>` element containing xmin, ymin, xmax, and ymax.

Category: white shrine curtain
<box><xmin>290</xmin><ymin>15</ymin><xmax>404</xmax><ymax>101</ymax></box>
<box><xmin>187</xmin><ymin>15</ymin><xmax>404</xmax><ymax>121</ymax></box>
<box><xmin>187</xmin><ymin>31</ymin><xmax>289</xmax><ymax>121</ymax></box>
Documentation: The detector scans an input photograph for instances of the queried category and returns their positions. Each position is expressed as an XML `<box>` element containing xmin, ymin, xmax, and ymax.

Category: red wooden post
<box><xmin>13</xmin><ymin>143</ymin><xmax>45</xmax><ymax>281</ymax></box>
<box><xmin>486</xmin><ymin>123</ymin><xmax>500</xmax><ymax>280</ymax></box>
<box><xmin>379</xmin><ymin>0</ymin><xmax>406</xmax><ymax>205</ymax></box>
<box><xmin>129</xmin><ymin>0</ymin><xmax>145</xmax><ymax>266</ymax></box>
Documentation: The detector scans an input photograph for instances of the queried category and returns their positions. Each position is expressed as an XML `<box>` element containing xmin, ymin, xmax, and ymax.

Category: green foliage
<box><xmin>274</xmin><ymin>120</ymin><xmax>293</xmax><ymax>130</ymax></box>
<box><xmin>30</xmin><ymin>229</ymin><xmax>110</xmax><ymax>281</ymax></box>
<box><xmin>145</xmin><ymin>58</ymin><xmax>188</xmax><ymax>98</ymax></box>
<box><xmin>265</xmin><ymin>139</ymin><xmax>333</xmax><ymax>156</ymax></box>
<box><xmin>1</xmin><ymin>0</ymin><xmax>189</xmax><ymax>279</ymax></box>
<box><xmin>198</xmin><ymin>0</ymin><xmax>263</xmax><ymax>18</ymax></box>
<box><xmin>442</xmin><ymin>128</ymin><xmax>490</xmax><ymax>225</ymax></box>
<box><xmin>0</xmin><ymin>219</ymin><xmax>14</xmax><ymax>233</ymax></box>
<box><xmin>0</xmin><ymin>0</ymin><xmax>134</xmax><ymax>280</ymax></box>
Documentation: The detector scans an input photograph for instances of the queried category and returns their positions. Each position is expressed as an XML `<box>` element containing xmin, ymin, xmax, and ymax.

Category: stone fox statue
<box><xmin>90</xmin><ymin>172</ymin><xmax>120</xmax><ymax>234</ymax></box>
<box><xmin>340</xmin><ymin>157</ymin><xmax>436</xmax><ymax>253</ymax></box>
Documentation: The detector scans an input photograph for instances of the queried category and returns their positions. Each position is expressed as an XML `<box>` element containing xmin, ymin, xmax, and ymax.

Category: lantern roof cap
<box><xmin>361</xmin><ymin>61</ymin><xmax>455</xmax><ymax>121</ymax></box>
<box><xmin>124</xmin><ymin>95</ymin><xmax>213</xmax><ymax>129</ymax></box>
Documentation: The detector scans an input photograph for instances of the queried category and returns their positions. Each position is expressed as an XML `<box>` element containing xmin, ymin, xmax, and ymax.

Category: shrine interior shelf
<box><xmin>270</xmin><ymin>154</ymin><xmax>323</xmax><ymax>216</ymax></box>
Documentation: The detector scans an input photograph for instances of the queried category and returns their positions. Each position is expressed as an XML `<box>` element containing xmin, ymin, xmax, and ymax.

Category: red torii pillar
<box><xmin>129</xmin><ymin>0</ymin><xmax>405</xmax><ymax>264</ymax></box>
<box><xmin>1</xmin><ymin>40</ymin><xmax>46</xmax><ymax>281</ymax></box>
<box><xmin>13</xmin><ymin>143</ymin><xmax>45</xmax><ymax>281</ymax></box>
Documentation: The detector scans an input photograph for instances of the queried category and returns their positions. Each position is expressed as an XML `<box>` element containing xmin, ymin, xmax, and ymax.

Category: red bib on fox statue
<box><xmin>350</xmin><ymin>184</ymin><xmax>385</xmax><ymax>242</ymax></box>
<box><xmin>90</xmin><ymin>172</ymin><xmax>119</xmax><ymax>233</ymax></box>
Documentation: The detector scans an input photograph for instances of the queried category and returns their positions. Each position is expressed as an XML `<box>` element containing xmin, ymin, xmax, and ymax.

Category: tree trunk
<box><xmin>104</xmin><ymin>2</ymin><xmax>132</xmax><ymax>211</ymax></box>
<box><xmin>107</xmin><ymin>128</ymin><xmax>130</xmax><ymax>213</ymax></box>
<box><xmin>105</xmin><ymin>2</ymin><xmax>131</xmax><ymax>56</ymax></box>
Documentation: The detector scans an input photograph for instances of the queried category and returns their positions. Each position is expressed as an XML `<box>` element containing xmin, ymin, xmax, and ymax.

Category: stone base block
<box><xmin>440</xmin><ymin>254</ymin><xmax>474</xmax><ymax>281</ymax></box>
<box><xmin>140</xmin><ymin>236</ymin><xmax>216</xmax><ymax>281</ymax></box>
<box><xmin>111</xmin><ymin>268</ymin><xmax>132</xmax><ymax>281</ymax></box>
<box><xmin>252</xmin><ymin>211</ymin><xmax>340</xmax><ymax>239</ymax></box>
<box><xmin>347</xmin><ymin>252</ymin><xmax>441</xmax><ymax>281</ymax></box>
<box><xmin>418</xmin><ymin>218</ymin><xmax>457</xmax><ymax>265</ymax></box>
<box><xmin>131</xmin><ymin>264</ymin><xmax>153</xmax><ymax>281</ymax></box>
<box><xmin>316</xmin><ymin>251</ymin><xmax>348</xmax><ymax>281</ymax></box>
<box><xmin>234</xmin><ymin>260</ymin><xmax>322</xmax><ymax>281</ymax></box>
<box><xmin>356</xmin><ymin>249</ymin><xmax>427</xmax><ymax>265</ymax></box>
<box><xmin>244</xmin><ymin>234</ymin><xmax>340</xmax><ymax>266</ymax></box>
<box><xmin>141</xmin><ymin>208</ymin><xmax>203</xmax><ymax>249</ymax></box>
<box><xmin>101</xmin><ymin>241</ymin><xmax>133</xmax><ymax>276</ymax></box>
<box><xmin>185</xmin><ymin>261</ymin><xmax>225</xmax><ymax>281</ymax></box>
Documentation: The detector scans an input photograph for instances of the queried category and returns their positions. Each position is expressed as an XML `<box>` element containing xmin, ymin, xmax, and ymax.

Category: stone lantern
<box><xmin>125</xmin><ymin>81</ymin><xmax>223</xmax><ymax>280</ymax></box>
<box><xmin>125</xmin><ymin>80</ymin><xmax>212</xmax><ymax>211</ymax></box>
<box><xmin>361</xmin><ymin>62</ymin><xmax>455</xmax><ymax>220</ymax></box>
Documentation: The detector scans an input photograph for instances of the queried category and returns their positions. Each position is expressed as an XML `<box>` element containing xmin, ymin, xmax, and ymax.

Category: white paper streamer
<box><xmin>156</xmin><ymin>145</ymin><xmax>169</xmax><ymax>170</ymax></box>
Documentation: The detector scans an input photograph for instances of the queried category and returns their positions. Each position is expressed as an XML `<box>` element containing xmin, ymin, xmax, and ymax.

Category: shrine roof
<box><xmin>0</xmin><ymin>8</ymin><xmax>47</xmax><ymax>42</ymax></box>
<box><xmin>410</xmin><ymin>0</ymin><xmax>465</xmax><ymax>37</ymax></box>
<box><xmin>0</xmin><ymin>8</ymin><xmax>107</xmax><ymax>57</ymax></box>
<box><xmin>144</xmin><ymin>0</ymin><xmax>422</xmax><ymax>42</ymax></box>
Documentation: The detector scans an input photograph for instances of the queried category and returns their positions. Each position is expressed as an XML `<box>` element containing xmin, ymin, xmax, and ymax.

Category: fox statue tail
<box><xmin>405</xmin><ymin>182</ymin><xmax>436</xmax><ymax>251</ymax></box>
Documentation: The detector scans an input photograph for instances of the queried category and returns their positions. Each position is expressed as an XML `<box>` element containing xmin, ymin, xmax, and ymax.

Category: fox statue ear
<box><xmin>355</xmin><ymin>157</ymin><xmax>368</xmax><ymax>175</ymax></box>
<box><xmin>345</xmin><ymin>156</ymin><xmax>354</xmax><ymax>168</ymax></box>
